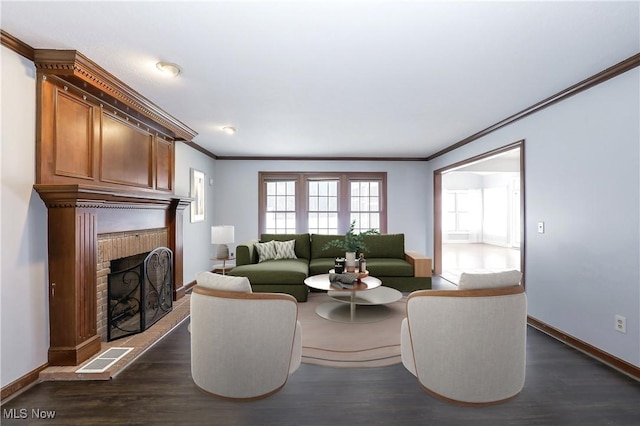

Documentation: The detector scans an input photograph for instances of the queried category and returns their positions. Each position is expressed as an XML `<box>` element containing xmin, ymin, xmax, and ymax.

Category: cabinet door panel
<box><xmin>54</xmin><ymin>90</ymin><xmax>94</xmax><ymax>179</ymax></box>
<box><xmin>156</xmin><ymin>139</ymin><xmax>173</xmax><ymax>191</ymax></box>
<box><xmin>101</xmin><ymin>113</ymin><xmax>153</xmax><ymax>188</ymax></box>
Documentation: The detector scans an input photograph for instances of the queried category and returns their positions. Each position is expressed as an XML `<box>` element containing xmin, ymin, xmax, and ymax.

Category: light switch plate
<box><xmin>537</xmin><ymin>222</ymin><xmax>545</xmax><ymax>234</ymax></box>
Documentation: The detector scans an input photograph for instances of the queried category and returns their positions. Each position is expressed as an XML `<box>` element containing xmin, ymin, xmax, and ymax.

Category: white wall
<box><xmin>1</xmin><ymin>46</ymin><xmax>50</xmax><ymax>387</ymax></box>
<box><xmin>213</xmin><ymin>160</ymin><xmax>430</xmax><ymax>255</ymax></box>
<box><xmin>174</xmin><ymin>144</ymin><xmax>217</xmax><ymax>284</ymax></box>
<box><xmin>427</xmin><ymin>68</ymin><xmax>640</xmax><ymax>367</ymax></box>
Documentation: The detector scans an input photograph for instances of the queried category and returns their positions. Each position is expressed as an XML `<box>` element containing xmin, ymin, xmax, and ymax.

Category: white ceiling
<box><xmin>2</xmin><ymin>1</ymin><xmax>638</xmax><ymax>159</ymax></box>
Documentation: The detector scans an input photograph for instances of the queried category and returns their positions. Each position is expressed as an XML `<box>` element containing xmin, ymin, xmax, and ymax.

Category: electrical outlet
<box><xmin>615</xmin><ymin>315</ymin><xmax>626</xmax><ymax>334</ymax></box>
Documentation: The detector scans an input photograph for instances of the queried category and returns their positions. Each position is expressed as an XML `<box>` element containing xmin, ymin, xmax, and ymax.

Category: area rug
<box><xmin>298</xmin><ymin>292</ymin><xmax>406</xmax><ymax>368</ymax></box>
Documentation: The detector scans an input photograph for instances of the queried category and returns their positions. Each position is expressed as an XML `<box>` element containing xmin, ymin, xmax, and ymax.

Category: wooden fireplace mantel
<box><xmin>35</xmin><ymin>184</ymin><xmax>190</xmax><ymax>209</ymax></box>
<box><xmin>35</xmin><ymin>184</ymin><xmax>191</xmax><ymax>366</ymax></box>
<box><xmin>32</xmin><ymin>48</ymin><xmax>197</xmax><ymax>366</ymax></box>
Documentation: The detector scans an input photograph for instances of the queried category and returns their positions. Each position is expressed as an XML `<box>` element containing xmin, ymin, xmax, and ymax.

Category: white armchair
<box><xmin>190</xmin><ymin>272</ymin><xmax>302</xmax><ymax>400</ymax></box>
<box><xmin>401</xmin><ymin>270</ymin><xmax>527</xmax><ymax>405</ymax></box>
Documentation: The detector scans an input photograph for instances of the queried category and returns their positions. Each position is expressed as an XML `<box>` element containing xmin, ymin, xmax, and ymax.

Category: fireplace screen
<box><xmin>107</xmin><ymin>247</ymin><xmax>173</xmax><ymax>341</ymax></box>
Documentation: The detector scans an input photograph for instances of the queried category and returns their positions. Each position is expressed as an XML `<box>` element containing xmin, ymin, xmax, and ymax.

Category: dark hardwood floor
<box><xmin>2</xmin><ymin>304</ymin><xmax>640</xmax><ymax>425</ymax></box>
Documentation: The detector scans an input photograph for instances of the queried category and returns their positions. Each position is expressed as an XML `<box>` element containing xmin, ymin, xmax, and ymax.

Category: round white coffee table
<box><xmin>304</xmin><ymin>274</ymin><xmax>403</xmax><ymax>323</ymax></box>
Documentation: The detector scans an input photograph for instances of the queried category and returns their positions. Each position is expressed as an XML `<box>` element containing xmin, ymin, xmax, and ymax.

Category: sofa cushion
<box><xmin>229</xmin><ymin>259</ymin><xmax>309</xmax><ymax>284</ymax></box>
<box><xmin>366</xmin><ymin>258</ymin><xmax>415</xmax><ymax>277</ymax></box>
<box><xmin>196</xmin><ymin>271</ymin><xmax>252</xmax><ymax>293</ymax></box>
<box><xmin>361</xmin><ymin>234</ymin><xmax>405</xmax><ymax>259</ymax></box>
<box><xmin>309</xmin><ymin>257</ymin><xmax>336</xmax><ymax>276</ymax></box>
<box><xmin>458</xmin><ymin>270</ymin><xmax>522</xmax><ymax>290</ymax></box>
<box><xmin>256</xmin><ymin>240</ymin><xmax>277</xmax><ymax>262</ymax></box>
<box><xmin>261</xmin><ymin>233</ymin><xmax>311</xmax><ymax>260</ymax></box>
<box><xmin>310</xmin><ymin>234</ymin><xmax>346</xmax><ymax>259</ymax></box>
<box><xmin>274</xmin><ymin>239</ymin><xmax>297</xmax><ymax>260</ymax></box>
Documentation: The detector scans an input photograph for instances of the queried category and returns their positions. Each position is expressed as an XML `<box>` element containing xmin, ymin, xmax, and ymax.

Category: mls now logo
<box><xmin>3</xmin><ymin>408</ymin><xmax>56</xmax><ymax>419</ymax></box>
<box><xmin>3</xmin><ymin>409</ymin><xmax>27</xmax><ymax>419</ymax></box>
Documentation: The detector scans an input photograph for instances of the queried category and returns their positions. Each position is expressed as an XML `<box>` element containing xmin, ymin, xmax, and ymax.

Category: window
<box><xmin>264</xmin><ymin>180</ymin><xmax>297</xmax><ymax>234</ymax></box>
<box><xmin>350</xmin><ymin>181</ymin><xmax>380</xmax><ymax>233</ymax></box>
<box><xmin>308</xmin><ymin>180</ymin><xmax>339</xmax><ymax>234</ymax></box>
<box><xmin>259</xmin><ymin>172</ymin><xmax>386</xmax><ymax>234</ymax></box>
<box><xmin>444</xmin><ymin>190</ymin><xmax>470</xmax><ymax>232</ymax></box>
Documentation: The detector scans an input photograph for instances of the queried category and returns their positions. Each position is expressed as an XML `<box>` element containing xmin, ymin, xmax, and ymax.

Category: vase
<box><xmin>345</xmin><ymin>251</ymin><xmax>356</xmax><ymax>272</ymax></box>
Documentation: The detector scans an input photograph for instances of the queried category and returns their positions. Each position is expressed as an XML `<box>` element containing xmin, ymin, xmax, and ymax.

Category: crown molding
<box><xmin>33</xmin><ymin>49</ymin><xmax>197</xmax><ymax>142</ymax></box>
<box><xmin>427</xmin><ymin>52</ymin><xmax>640</xmax><ymax>161</ymax></box>
<box><xmin>181</xmin><ymin>141</ymin><xmax>219</xmax><ymax>159</ymax></box>
<box><xmin>212</xmin><ymin>155</ymin><xmax>429</xmax><ymax>162</ymax></box>
<box><xmin>0</xmin><ymin>30</ymin><xmax>35</xmax><ymax>60</ymax></box>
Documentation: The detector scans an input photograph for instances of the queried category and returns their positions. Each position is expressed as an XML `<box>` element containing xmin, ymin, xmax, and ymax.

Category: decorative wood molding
<box><xmin>34</xmin><ymin>49</ymin><xmax>197</xmax><ymax>142</ymax></box>
<box><xmin>34</xmin><ymin>184</ymin><xmax>189</xmax><ymax>209</ymax></box>
<box><xmin>528</xmin><ymin>316</ymin><xmax>640</xmax><ymax>381</ymax></box>
<box><xmin>427</xmin><ymin>53</ymin><xmax>640</xmax><ymax>160</ymax></box>
<box><xmin>0</xmin><ymin>29</ymin><xmax>35</xmax><ymax>60</ymax></box>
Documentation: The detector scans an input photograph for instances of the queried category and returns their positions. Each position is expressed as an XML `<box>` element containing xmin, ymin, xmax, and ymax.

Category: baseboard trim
<box><xmin>184</xmin><ymin>277</ymin><xmax>197</xmax><ymax>293</ymax></box>
<box><xmin>528</xmin><ymin>316</ymin><xmax>640</xmax><ymax>381</ymax></box>
<box><xmin>1</xmin><ymin>362</ymin><xmax>48</xmax><ymax>402</ymax></box>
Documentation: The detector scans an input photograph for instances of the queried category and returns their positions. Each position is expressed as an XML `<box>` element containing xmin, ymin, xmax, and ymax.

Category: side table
<box><xmin>211</xmin><ymin>256</ymin><xmax>235</xmax><ymax>275</ymax></box>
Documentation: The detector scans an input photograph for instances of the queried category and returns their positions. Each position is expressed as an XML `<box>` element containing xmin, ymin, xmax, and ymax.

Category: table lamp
<box><xmin>211</xmin><ymin>225</ymin><xmax>234</xmax><ymax>259</ymax></box>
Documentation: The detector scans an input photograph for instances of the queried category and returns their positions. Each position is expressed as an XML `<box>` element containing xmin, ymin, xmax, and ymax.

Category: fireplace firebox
<box><xmin>107</xmin><ymin>247</ymin><xmax>173</xmax><ymax>341</ymax></box>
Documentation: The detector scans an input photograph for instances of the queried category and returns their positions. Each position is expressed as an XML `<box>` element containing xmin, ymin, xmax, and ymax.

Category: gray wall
<box><xmin>174</xmin><ymin>144</ymin><xmax>218</xmax><ymax>285</ymax></box>
<box><xmin>427</xmin><ymin>68</ymin><xmax>640</xmax><ymax>367</ymax></box>
<box><xmin>1</xmin><ymin>46</ymin><xmax>49</xmax><ymax>386</ymax></box>
<box><xmin>212</xmin><ymin>160</ymin><xmax>430</xmax><ymax>255</ymax></box>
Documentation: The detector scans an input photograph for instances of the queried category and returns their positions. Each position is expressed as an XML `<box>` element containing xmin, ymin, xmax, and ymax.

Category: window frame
<box><xmin>258</xmin><ymin>172</ymin><xmax>387</xmax><ymax>235</ymax></box>
<box><xmin>444</xmin><ymin>190</ymin><xmax>471</xmax><ymax>233</ymax></box>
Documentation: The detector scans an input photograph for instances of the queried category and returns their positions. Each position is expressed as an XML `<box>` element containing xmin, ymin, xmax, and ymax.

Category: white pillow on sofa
<box><xmin>274</xmin><ymin>239</ymin><xmax>297</xmax><ymax>260</ymax></box>
<box><xmin>458</xmin><ymin>270</ymin><xmax>522</xmax><ymax>290</ymax></box>
<box><xmin>196</xmin><ymin>271</ymin><xmax>252</xmax><ymax>293</ymax></box>
<box><xmin>255</xmin><ymin>240</ymin><xmax>277</xmax><ymax>262</ymax></box>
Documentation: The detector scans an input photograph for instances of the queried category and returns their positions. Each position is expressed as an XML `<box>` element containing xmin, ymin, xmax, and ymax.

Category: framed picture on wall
<box><xmin>190</xmin><ymin>168</ymin><xmax>206</xmax><ymax>223</ymax></box>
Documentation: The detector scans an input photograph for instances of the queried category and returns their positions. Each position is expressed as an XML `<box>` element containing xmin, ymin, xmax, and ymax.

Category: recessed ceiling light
<box><xmin>156</xmin><ymin>62</ymin><xmax>181</xmax><ymax>77</ymax></box>
<box><xmin>222</xmin><ymin>126</ymin><xmax>237</xmax><ymax>135</ymax></box>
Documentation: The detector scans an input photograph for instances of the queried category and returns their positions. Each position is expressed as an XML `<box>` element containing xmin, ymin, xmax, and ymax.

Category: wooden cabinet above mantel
<box><xmin>34</xmin><ymin>49</ymin><xmax>197</xmax><ymax>195</ymax></box>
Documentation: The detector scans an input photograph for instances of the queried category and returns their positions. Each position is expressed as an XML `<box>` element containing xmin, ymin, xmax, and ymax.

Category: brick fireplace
<box><xmin>97</xmin><ymin>229</ymin><xmax>169</xmax><ymax>341</ymax></box>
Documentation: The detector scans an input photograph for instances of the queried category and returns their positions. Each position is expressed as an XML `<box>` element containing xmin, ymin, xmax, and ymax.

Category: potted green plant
<box><xmin>323</xmin><ymin>220</ymin><xmax>379</xmax><ymax>271</ymax></box>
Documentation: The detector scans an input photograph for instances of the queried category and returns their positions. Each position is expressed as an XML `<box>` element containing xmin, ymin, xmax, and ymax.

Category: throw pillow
<box><xmin>255</xmin><ymin>240</ymin><xmax>277</xmax><ymax>262</ymax></box>
<box><xmin>196</xmin><ymin>271</ymin><xmax>252</xmax><ymax>293</ymax></box>
<box><xmin>458</xmin><ymin>270</ymin><xmax>522</xmax><ymax>290</ymax></box>
<box><xmin>274</xmin><ymin>239</ymin><xmax>297</xmax><ymax>260</ymax></box>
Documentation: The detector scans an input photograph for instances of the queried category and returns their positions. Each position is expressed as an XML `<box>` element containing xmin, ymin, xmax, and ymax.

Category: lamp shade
<box><xmin>211</xmin><ymin>226</ymin><xmax>234</xmax><ymax>244</ymax></box>
<box><xmin>211</xmin><ymin>226</ymin><xmax>234</xmax><ymax>259</ymax></box>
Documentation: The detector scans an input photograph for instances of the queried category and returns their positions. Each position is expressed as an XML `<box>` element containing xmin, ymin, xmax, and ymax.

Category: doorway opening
<box><xmin>434</xmin><ymin>141</ymin><xmax>525</xmax><ymax>285</ymax></box>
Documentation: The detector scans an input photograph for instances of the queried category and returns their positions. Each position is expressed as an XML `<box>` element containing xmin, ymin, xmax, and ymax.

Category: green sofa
<box><xmin>229</xmin><ymin>233</ymin><xmax>432</xmax><ymax>302</ymax></box>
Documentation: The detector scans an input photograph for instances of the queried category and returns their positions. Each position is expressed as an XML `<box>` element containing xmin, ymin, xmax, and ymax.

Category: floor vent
<box><xmin>75</xmin><ymin>347</ymin><xmax>134</xmax><ymax>374</ymax></box>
